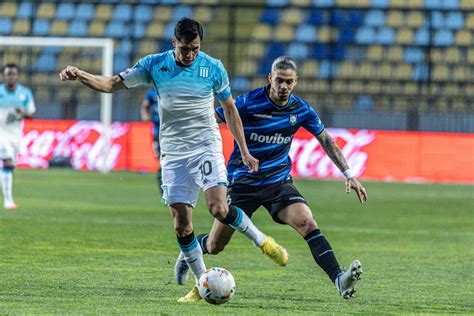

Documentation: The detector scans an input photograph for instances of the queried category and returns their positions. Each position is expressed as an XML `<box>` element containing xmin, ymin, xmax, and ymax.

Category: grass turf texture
<box><xmin>0</xmin><ymin>169</ymin><xmax>472</xmax><ymax>314</ymax></box>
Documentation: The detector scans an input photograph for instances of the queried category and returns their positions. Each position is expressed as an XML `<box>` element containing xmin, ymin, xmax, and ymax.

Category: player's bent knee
<box><xmin>291</xmin><ymin>217</ymin><xmax>318</xmax><ymax>236</ymax></box>
<box><xmin>207</xmin><ymin>241</ymin><xmax>226</xmax><ymax>255</ymax></box>
<box><xmin>207</xmin><ymin>202</ymin><xmax>227</xmax><ymax>221</ymax></box>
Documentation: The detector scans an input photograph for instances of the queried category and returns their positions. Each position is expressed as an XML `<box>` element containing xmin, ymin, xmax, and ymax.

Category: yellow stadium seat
<box><xmin>465</xmin><ymin>14</ymin><xmax>474</xmax><ymax>29</ymax></box>
<box><xmin>252</xmin><ymin>24</ymin><xmax>272</xmax><ymax>41</ymax></box>
<box><xmin>390</xmin><ymin>0</ymin><xmax>406</xmax><ymax>7</ymax></box>
<box><xmin>274</xmin><ymin>25</ymin><xmax>294</xmax><ymax>41</ymax></box>
<box><xmin>396</xmin><ymin>64</ymin><xmax>412</xmax><ymax>80</ymax></box>
<box><xmin>468</xmin><ymin>49</ymin><xmax>474</xmax><ymax>63</ymax></box>
<box><xmin>12</xmin><ymin>20</ymin><xmax>30</xmax><ymax>35</ymax></box>
<box><xmin>397</xmin><ymin>29</ymin><xmax>414</xmax><ymax>44</ymax></box>
<box><xmin>386</xmin><ymin>11</ymin><xmax>404</xmax><ymax>27</ymax></box>
<box><xmin>339</xmin><ymin>62</ymin><xmax>354</xmax><ymax>78</ymax></box>
<box><xmin>367</xmin><ymin>46</ymin><xmax>383</xmax><ymax>60</ymax></box>
<box><xmin>300</xmin><ymin>60</ymin><xmax>318</xmax><ymax>77</ymax></box>
<box><xmin>348</xmin><ymin>81</ymin><xmax>364</xmax><ymax>93</ymax></box>
<box><xmin>194</xmin><ymin>7</ymin><xmax>213</xmax><ymax>24</ymax></box>
<box><xmin>430</xmin><ymin>48</ymin><xmax>443</xmax><ymax>63</ymax></box>
<box><xmin>405</xmin><ymin>0</ymin><xmax>423</xmax><ymax>8</ymax></box>
<box><xmin>281</xmin><ymin>8</ymin><xmax>304</xmax><ymax>25</ymax></box>
<box><xmin>461</xmin><ymin>0</ymin><xmax>474</xmax><ymax>9</ymax></box>
<box><xmin>445</xmin><ymin>48</ymin><xmax>460</xmax><ymax>63</ymax></box>
<box><xmin>139</xmin><ymin>40</ymin><xmax>158</xmax><ymax>56</ymax></box>
<box><xmin>37</xmin><ymin>3</ymin><xmax>55</xmax><ymax>19</ymax></box>
<box><xmin>406</xmin><ymin>11</ymin><xmax>424</xmax><ymax>28</ymax></box>
<box><xmin>237</xmin><ymin>60</ymin><xmax>258</xmax><ymax>76</ymax></box>
<box><xmin>455</xmin><ymin>30</ymin><xmax>472</xmax><ymax>46</ymax></box>
<box><xmin>387</xmin><ymin>47</ymin><xmax>403</xmax><ymax>61</ymax></box>
<box><xmin>0</xmin><ymin>2</ymin><xmax>17</xmax><ymax>18</ymax></box>
<box><xmin>290</xmin><ymin>0</ymin><xmax>311</xmax><ymax>6</ymax></box>
<box><xmin>247</xmin><ymin>42</ymin><xmax>265</xmax><ymax>58</ymax></box>
<box><xmin>445</xmin><ymin>84</ymin><xmax>459</xmax><ymax>96</ymax></box>
<box><xmin>317</xmin><ymin>26</ymin><xmax>333</xmax><ymax>43</ymax></box>
<box><xmin>154</xmin><ymin>6</ymin><xmax>172</xmax><ymax>22</ymax></box>
<box><xmin>454</xmin><ymin>66</ymin><xmax>467</xmax><ymax>81</ymax></box>
<box><xmin>337</xmin><ymin>0</ymin><xmax>370</xmax><ymax>7</ymax></box>
<box><xmin>359</xmin><ymin>63</ymin><xmax>375</xmax><ymax>79</ymax></box>
<box><xmin>332</xmin><ymin>81</ymin><xmax>347</xmax><ymax>93</ymax></box>
<box><xmin>50</xmin><ymin>21</ymin><xmax>68</xmax><ymax>36</ymax></box>
<box><xmin>403</xmin><ymin>83</ymin><xmax>418</xmax><ymax>94</ymax></box>
<box><xmin>432</xmin><ymin>65</ymin><xmax>449</xmax><ymax>81</ymax></box>
<box><xmin>78</xmin><ymin>89</ymin><xmax>94</xmax><ymax>103</ymax></box>
<box><xmin>379</xmin><ymin>64</ymin><xmax>392</xmax><ymax>79</ymax></box>
<box><xmin>146</xmin><ymin>22</ymin><xmax>164</xmax><ymax>38</ymax></box>
<box><xmin>367</xmin><ymin>82</ymin><xmax>381</xmax><ymax>94</ymax></box>
<box><xmin>88</xmin><ymin>21</ymin><xmax>105</xmax><ymax>37</ymax></box>
<box><xmin>314</xmin><ymin>80</ymin><xmax>329</xmax><ymax>92</ymax></box>
<box><xmin>31</xmin><ymin>74</ymin><xmax>49</xmax><ymax>85</ymax></box>
<box><xmin>95</xmin><ymin>4</ymin><xmax>112</xmax><ymax>20</ymax></box>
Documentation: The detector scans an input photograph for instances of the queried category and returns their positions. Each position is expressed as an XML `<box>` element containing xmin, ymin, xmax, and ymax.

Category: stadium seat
<box><xmin>355</xmin><ymin>27</ymin><xmax>376</xmax><ymax>44</ymax></box>
<box><xmin>88</xmin><ymin>21</ymin><xmax>106</xmax><ymax>37</ymax></box>
<box><xmin>349</xmin><ymin>10</ymin><xmax>365</xmax><ymax>26</ymax></box>
<box><xmin>445</xmin><ymin>12</ymin><xmax>464</xmax><ymax>30</ymax></box>
<box><xmin>434</xmin><ymin>29</ymin><xmax>453</xmax><ymax>46</ymax></box>
<box><xmin>300</xmin><ymin>60</ymin><xmax>318</xmax><ymax>76</ymax></box>
<box><xmin>274</xmin><ymin>25</ymin><xmax>295</xmax><ymax>41</ymax></box>
<box><xmin>466</xmin><ymin>14</ymin><xmax>474</xmax><ymax>29</ymax></box>
<box><xmin>194</xmin><ymin>7</ymin><xmax>213</xmax><ymax>24</ymax></box>
<box><xmin>0</xmin><ymin>2</ymin><xmax>17</xmax><ymax>18</ymax></box>
<box><xmin>442</xmin><ymin>0</ymin><xmax>459</xmax><ymax>9</ymax></box>
<box><xmin>12</xmin><ymin>19</ymin><xmax>30</xmax><ymax>35</ymax></box>
<box><xmin>453</xmin><ymin>66</ymin><xmax>467</xmax><ymax>81</ymax></box>
<box><xmin>95</xmin><ymin>4</ymin><xmax>113</xmax><ymax>20</ymax></box>
<box><xmin>331</xmin><ymin>43</ymin><xmax>346</xmax><ymax>60</ymax></box>
<box><xmin>134</xmin><ymin>5</ymin><xmax>153</xmax><ymax>23</ymax></box>
<box><xmin>354</xmin><ymin>95</ymin><xmax>374</xmax><ymax>111</ymax></box>
<box><xmin>260</xmin><ymin>8</ymin><xmax>280</xmax><ymax>25</ymax></box>
<box><xmin>252</xmin><ymin>24</ymin><xmax>272</xmax><ymax>41</ymax></box>
<box><xmin>311</xmin><ymin>43</ymin><xmax>329</xmax><ymax>59</ymax></box>
<box><xmin>338</xmin><ymin>62</ymin><xmax>354</xmax><ymax>78</ymax></box>
<box><xmin>0</xmin><ymin>18</ymin><xmax>13</xmax><ymax>35</ymax></box>
<box><xmin>230</xmin><ymin>76</ymin><xmax>250</xmax><ymax>91</ymax></box>
<box><xmin>377</xmin><ymin>27</ymin><xmax>395</xmax><ymax>44</ymax></box>
<box><xmin>367</xmin><ymin>45</ymin><xmax>383</xmax><ymax>60</ymax></box>
<box><xmin>365</xmin><ymin>10</ymin><xmax>385</xmax><ymax>27</ymax></box>
<box><xmin>461</xmin><ymin>0</ymin><xmax>474</xmax><ymax>9</ymax></box>
<box><xmin>339</xmin><ymin>28</ymin><xmax>355</xmax><ymax>43</ymax></box>
<box><xmin>445</xmin><ymin>47</ymin><xmax>461</xmax><ymax>63</ymax></box>
<box><xmin>268</xmin><ymin>0</ymin><xmax>289</xmax><ymax>6</ymax></box>
<box><xmin>154</xmin><ymin>6</ymin><xmax>173</xmax><ymax>22</ymax></box>
<box><xmin>387</xmin><ymin>47</ymin><xmax>403</xmax><ymax>61</ymax></box>
<box><xmin>32</xmin><ymin>19</ymin><xmax>50</xmax><ymax>36</ymax></box>
<box><xmin>397</xmin><ymin>28</ymin><xmax>414</xmax><ymax>44</ymax></box>
<box><xmin>247</xmin><ymin>42</ymin><xmax>265</xmax><ymax>58</ymax></box>
<box><xmin>113</xmin><ymin>53</ymin><xmax>129</xmax><ymax>73</ymax></box>
<box><xmin>330</xmin><ymin>9</ymin><xmax>349</xmax><ymax>27</ymax></box>
<box><xmin>425</xmin><ymin>0</ymin><xmax>443</xmax><ymax>9</ymax></box>
<box><xmin>50</xmin><ymin>21</ymin><xmax>69</xmax><ymax>36</ymax></box>
<box><xmin>295</xmin><ymin>24</ymin><xmax>317</xmax><ymax>42</ymax></box>
<box><xmin>37</xmin><ymin>3</ymin><xmax>56</xmax><ymax>19</ymax></box>
<box><xmin>106</xmin><ymin>21</ymin><xmax>128</xmax><ymax>38</ymax></box>
<box><xmin>36</xmin><ymin>54</ymin><xmax>56</xmax><ymax>72</ymax></box>
<box><xmin>56</xmin><ymin>3</ymin><xmax>75</xmax><ymax>20</ymax></box>
<box><xmin>432</xmin><ymin>64</ymin><xmax>449</xmax><ymax>80</ymax></box>
<box><xmin>371</xmin><ymin>0</ymin><xmax>389</xmax><ymax>8</ymax></box>
<box><xmin>287</xmin><ymin>43</ymin><xmax>309</xmax><ymax>59</ymax></box>
<box><xmin>414</xmin><ymin>27</ymin><xmax>430</xmax><ymax>45</ymax></box>
<box><xmin>172</xmin><ymin>6</ymin><xmax>194</xmax><ymax>22</ymax></box>
<box><xmin>312</xmin><ymin>0</ymin><xmax>335</xmax><ymax>7</ymax></box>
<box><xmin>406</xmin><ymin>0</ymin><xmax>424</xmax><ymax>8</ymax></box>
<box><xmin>406</xmin><ymin>11</ymin><xmax>424</xmax><ymax>28</ymax></box>
<box><xmin>404</xmin><ymin>47</ymin><xmax>425</xmax><ymax>63</ymax></box>
<box><xmin>132</xmin><ymin>23</ymin><xmax>146</xmax><ymax>39</ymax></box>
<box><xmin>318</xmin><ymin>60</ymin><xmax>338</xmax><ymax>78</ymax></box>
<box><xmin>307</xmin><ymin>9</ymin><xmax>327</xmax><ymax>25</ymax></box>
<box><xmin>412</xmin><ymin>63</ymin><xmax>429</xmax><ymax>80</ymax></box>
<box><xmin>68</xmin><ymin>20</ymin><xmax>88</xmax><ymax>37</ymax></box>
<box><xmin>113</xmin><ymin>4</ymin><xmax>132</xmax><ymax>21</ymax></box>
<box><xmin>76</xmin><ymin>3</ymin><xmax>95</xmax><ymax>21</ymax></box>
<box><xmin>266</xmin><ymin>42</ymin><xmax>286</xmax><ymax>59</ymax></box>
<box><xmin>455</xmin><ymin>30</ymin><xmax>472</xmax><ymax>46</ymax></box>
<box><xmin>17</xmin><ymin>2</ymin><xmax>33</xmax><ymax>19</ymax></box>
<box><xmin>146</xmin><ymin>22</ymin><xmax>165</xmax><ymax>38</ymax></box>
<box><xmin>317</xmin><ymin>26</ymin><xmax>333</xmax><ymax>42</ymax></box>
<box><xmin>291</xmin><ymin>0</ymin><xmax>311</xmax><ymax>5</ymax></box>
<box><xmin>236</xmin><ymin>60</ymin><xmax>258</xmax><ymax>76</ymax></box>
<box><xmin>164</xmin><ymin>22</ymin><xmax>175</xmax><ymax>39</ymax></box>
<box><xmin>386</xmin><ymin>11</ymin><xmax>404</xmax><ymax>28</ymax></box>
<box><xmin>431</xmin><ymin>11</ymin><xmax>445</xmax><ymax>29</ymax></box>
<box><xmin>281</xmin><ymin>8</ymin><xmax>305</xmax><ymax>25</ymax></box>
<box><xmin>117</xmin><ymin>40</ymin><xmax>133</xmax><ymax>54</ymax></box>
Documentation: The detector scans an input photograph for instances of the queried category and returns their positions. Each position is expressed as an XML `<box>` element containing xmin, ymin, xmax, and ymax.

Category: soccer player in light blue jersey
<box><xmin>59</xmin><ymin>18</ymin><xmax>288</xmax><ymax>302</ymax></box>
<box><xmin>140</xmin><ymin>87</ymin><xmax>162</xmax><ymax>194</ymax></box>
<box><xmin>175</xmin><ymin>56</ymin><xmax>368</xmax><ymax>299</ymax></box>
<box><xmin>0</xmin><ymin>64</ymin><xmax>36</xmax><ymax>210</ymax></box>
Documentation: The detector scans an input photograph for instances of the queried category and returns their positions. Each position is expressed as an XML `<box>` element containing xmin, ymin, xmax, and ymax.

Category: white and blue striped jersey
<box><xmin>0</xmin><ymin>83</ymin><xmax>35</xmax><ymax>143</ymax></box>
<box><xmin>216</xmin><ymin>85</ymin><xmax>324</xmax><ymax>187</ymax></box>
<box><xmin>120</xmin><ymin>50</ymin><xmax>232</xmax><ymax>162</ymax></box>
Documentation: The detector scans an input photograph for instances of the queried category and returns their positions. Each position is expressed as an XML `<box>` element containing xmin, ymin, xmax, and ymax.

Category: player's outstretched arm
<box><xmin>315</xmin><ymin>129</ymin><xmax>368</xmax><ymax>203</ymax></box>
<box><xmin>59</xmin><ymin>65</ymin><xmax>126</xmax><ymax>93</ymax></box>
<box><xmin>219</xmin><ymin>97</ymin><xmax>259</xmax><ymax>173</ymax></box>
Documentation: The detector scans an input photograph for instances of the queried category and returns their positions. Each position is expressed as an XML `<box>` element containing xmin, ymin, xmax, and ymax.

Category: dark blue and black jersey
<box><xmin>216</xmin><ymin>85</ymin><xmax>324</xmax><ymax>188</ymax></box>
<box><xmin>146</xmin><ymin>87</ymin><xmax>160</xmax><ymax>138</ymax></box>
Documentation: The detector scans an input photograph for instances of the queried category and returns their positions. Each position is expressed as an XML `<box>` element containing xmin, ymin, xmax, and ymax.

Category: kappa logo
<box><xmin>159</xmin><ymin>66</ymin><xmax>170</xmax><ymax>72</ymax></box>
<box><xmin>199</xmin><ymin>66</ymin><xmax>209</xmax><ymax>78</ymax></box>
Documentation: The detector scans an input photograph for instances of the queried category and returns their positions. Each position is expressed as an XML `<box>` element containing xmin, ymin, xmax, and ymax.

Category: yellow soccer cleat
<box><xmin>260</xmin><ymin>236</ymin><xmax>289</xmax><ymax>266</ymax></box>
<box><xmin>177</xmin><ymin>284</ymin><xmax>202</xmax><ymax>303</ymax></box>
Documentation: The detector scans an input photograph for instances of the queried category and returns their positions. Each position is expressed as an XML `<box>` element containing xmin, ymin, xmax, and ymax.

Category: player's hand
<box><xmin>242</xmin><ymin>152</ymin><xmax>259</xmax><ymax>173</ymax></box>
<box><xmin>345</xmin><ymin>177</ymin><xmax>367</xmax><ymax>203</ymax></box>
<box><xmin>59</xmin><ymin>65</ymin><xmax>81</xmax><ymax>81</ymax></box>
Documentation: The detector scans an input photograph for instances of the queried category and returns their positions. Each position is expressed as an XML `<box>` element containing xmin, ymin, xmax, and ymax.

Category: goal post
<box><xmin>0</xmin><ymin>36</ymin><xmax>114</xmax><ymax>172</ymax></box>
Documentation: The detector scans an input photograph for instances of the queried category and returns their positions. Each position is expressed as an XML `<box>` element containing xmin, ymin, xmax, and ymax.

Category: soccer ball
<box><xmin>198</xmin><ymin>267</ymin><xmax>236</xmax><ymax>305</ymax></box>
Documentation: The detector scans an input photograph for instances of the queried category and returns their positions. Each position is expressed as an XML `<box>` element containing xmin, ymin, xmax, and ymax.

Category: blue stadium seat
<box><xmin>260</xmin><ymin>8</ymin><xmax>280</xmax><ymax>25</ymax></box>
<box><xmin>318</xmin><ymin>60</ymin><xmax>338</xmax><ymax>78</ymax></box>
<box><xmin>56</xmin><ymin>3</ymin><xmax>75</xmax><ymax>20</ymax></box>
<box><xmin>32</xmin><ymin>19</ymin><xmax>50</xmax><ymax>36</ymax></box>
<box><xmin>331</xmin><ymin>43</ymin><xmax>346</xmax><ymax>60</ymax></box>
<box><xmin>414</xmin><ymin>28</ymin><xmax>430</xmax><ymax>45</ymax></box>
<box><xmin>355</xmin><ymin>27</ymin><xmax>376</xmax><ymax>44</ymax></box>
<box><xmin>161</xmin><ymin>0</ymin><xmax>179</xmax><ymax>4</ymax></box>
<box><xmin>76</xmin><ymin>3</ymin><xmax>95</xmax><ymax>21</ymax></box>
<box><xmin>106</xmin><ymin>21</ymin><xmax>127</xmax><ymax>38</ymax></box>
<box><xmin>311</xmin><ymin>44</ymin><xmax>329</xmax><ymax>59</ymax></box>
<box><xmin>172</xmin><ymin>6</ymin><xmax>193</xmax><ymax>21</ymax></box>
<box><xmin>339</xmin><ymin>28</ymin><xmax>355</xmax><ymax>43</ymax></box>
<box><xmin>431</xmin><ymin>11</ymin><xmax>445</xmax><ymax>29</ymax></box>
<box><xmin>165</xmin><ymin>22</ymin><xmax>175</xmax><ymax>39</ymax></box>
<box><xmin>267</xmin><ymin>0</ymin><xmax>289</xmax><ymax>6</ymax></box>
<box><xmin>159</xmin><ymin>40</ymin><xmax>173</xmax><ymax>52</ymax></box>
<box><xmin>113</xmin><ymin>4</ymin><xmax>132</xmax><ymax>21</ymax></box>
<box><xmin>353</xmin><ymin>95</ymin><xmax>374</xmax><ymax>111</ymax></box>
<box><xmin>36</xmin><ymin>54</ymin><xmax>56</xmax><ymax>72</ymax></box>
<box><xmin>0</xmin><ymin>18</ymin><xmax>12</xmax><ymax>35</ymax></box>
<box><xmin>330</xmin><ymin>9</ymin><xmax>348</xmax><ymax>27</ymax></box>
<box><xmin>312</xmin><ymin>0</ymin><xmax>334</xmax><ymax>7</ymax></box>
<box><xmin>295</xmin><ymin>24</ymin><xmax>317</xmax><ymax>42</ymax></box>
<box><xmin>404</xmin><ymin>47</ymin><xmax>425</xmax><ymax>63</ymax></box>
<box><xmin>434</xmin><ymin>29</ymin><xmax>453</xmax><ymax>46</ymax></box>
<box><xmin>132</xmin><ymin>23</ymin><xmax>146</xmax><ymax>39</ymax></box>
<box><xmin>371</xmin><ymin>0</ymin><xmax>389</xmax><ymax>8</ymax></box>
<box><xmin>377</xmin><ymin>27</ymin><xmax>395</xmax><ymax>45</ymax></box>
<box><xmin>134</xmin><ymin>5</ymin><xmax>153</xmax><ymax>23</ymax></box>
<box><xmin>287</xmin><ymin>43</ymin><xmax>309</xmax><ymax>59</ymax></box>
<box><xmin>113</xmin><ymin>53</ymin><xmax>129</xmax><ymax>73</ymax></box>
<box><xmin>446</xmin><ymin>12</ymin><xmax>464</xmax><ymax>29</ymax></box>
<box><xmin>43</xmin><ymin>46</ymin><xmax>63</xmax><ymax>55</ymax></box>
<box><xmin>258</xmin><ymin>58</ymin><xmax>273</xmax><ymax>75</ymax></box>
<box><xmin>307</xmin><ymin>9</ymin><xmax>326</xmax><ymax>25</ymax></box>
<box><xmin>424</xmin><ymin>0</ymin><xmax>442</xmax><ymax>9</ymax></box>
<box><xmin>17</xmin><ymin>2</ymin><xmax>33</xmax><ymax>19</ymax></box>
<box><xmin>68</xmin><ymin>20</ymin><xmax>88</xmax><ymax>37</ymax></box>
<box><xmin>412</xmin><ymin>64</ymin><xmax>429</xmax><ymax>81</ymax></box>
<box><xmin>349</xmin><ymin>10</ymin><xmax>365</xmax><ymax>26</ymax></box>
<box><xmin>365</xmin><ymin>10</ymin><xmax>385</xmax><ymax>27</ymax></box>
<box><xmin>231</xmin><ymin>76</ymin><xmax>250</xmax><ymax>91</ymax></box>
<box><xmin>266</xmin><ymin>42</ymin><xmax>286</xmax><ymax>59</ymax></box>
<box><xmin>442</xmin><ymin>0</ymin><xmax>459</xmax><ymax>9</ymax></box>
<box><xmin>117</xmin><ymin>40</ymin><xmax>133</xmax><ymax>54</ymax></box>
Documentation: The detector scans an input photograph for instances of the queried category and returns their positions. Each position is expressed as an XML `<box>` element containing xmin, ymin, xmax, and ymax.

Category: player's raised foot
<box><xmin>260</xmin><ymin>236</ymin><xmax>288</xmax><ymax>266</ymax></box>
<box><xmin>174</xmin><ymin>252</ymin><xmax>190</xmax><ymax>285</ymax></box>
<box><xmin>177</xmin><ymin>284</ymin><xmax>202</xmax><ymax>303</ymax></box>
<box><xmin>335</xmin><ymin>260</ymin><xmax>363</xmax><ymax>299</ymax></box>
<box><xmin>3</xmin><ymin>201</ymin><xmax>17</xmax><ymax>210</ymax></box>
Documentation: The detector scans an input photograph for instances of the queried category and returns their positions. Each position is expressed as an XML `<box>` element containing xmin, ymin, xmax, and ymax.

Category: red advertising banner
<box><xmin>17</xmin><ymin>120</ymin><xmax>474</xmax><ymax>183</ymax></box>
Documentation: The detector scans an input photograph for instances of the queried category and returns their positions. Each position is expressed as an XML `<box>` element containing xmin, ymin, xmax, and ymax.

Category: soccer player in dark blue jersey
<box><xmin>140</xmin><ymin>87</ymin><xmax>162</xmax><ymax>193</ymax></box>
<box><xmin>175</xmin><ymin>56</ymin><xmax>368</xmax><ymax>299</ymax></box>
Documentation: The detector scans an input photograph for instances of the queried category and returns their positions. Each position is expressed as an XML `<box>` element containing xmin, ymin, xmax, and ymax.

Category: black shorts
<box><xmin>227</xmin><ymin>181</ymin><xmax>307</xmax><ymax>225</ymax></box>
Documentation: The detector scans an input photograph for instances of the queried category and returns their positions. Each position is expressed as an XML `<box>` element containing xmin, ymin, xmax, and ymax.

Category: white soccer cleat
<box><xmin>3</xmin><ymin>201</ymin><xmax>17</xmax><ymax>210</ymax></box>
<box><xmin>174</xmin><ymin>252</ymin><xmax>190</xmax><ymax>285</ymax></box>
<box><xmin>335</xmin><ymin>260</ymin><xmax>363</xmax><ymax>299</ymax></box>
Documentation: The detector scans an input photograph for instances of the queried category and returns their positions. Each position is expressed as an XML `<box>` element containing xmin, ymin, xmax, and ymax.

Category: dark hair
<box><xmin>2</xmin><ymin>63</ymin><xmax>19</xmax><ymax>72</ymax></box>
<box><xmin>174</xmin><ymin>17</ymin><xmax>204</xmax><ymax>43</ymax></box>
<box><xmin>271</xmin><ymin>56</ymin><xmax>297</xmax><ymax>73</ymax></box>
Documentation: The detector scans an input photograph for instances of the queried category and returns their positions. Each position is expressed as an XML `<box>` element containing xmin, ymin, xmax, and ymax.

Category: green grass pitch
<box><xmin>1</xmin><ymin>169</ymin><xmax>473</xmax><ymax>314</ymax></box>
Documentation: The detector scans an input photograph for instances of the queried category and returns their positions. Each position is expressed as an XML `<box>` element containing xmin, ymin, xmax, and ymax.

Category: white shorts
<box><xmin>0</xmin><ymin>138</ymin><xmax>19</xmax><ymax>164</ymax></box>
<box><xmin>161</xmin><ymin>151</ymin><xmax>228</xmax><ymax>207</ymax></box>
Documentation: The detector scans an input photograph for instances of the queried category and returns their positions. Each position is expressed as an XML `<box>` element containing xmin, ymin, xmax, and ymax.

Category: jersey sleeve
<box><xmin>119</xmin><ymin>56</ymin><xmax>152</xmax><ymax>88</ymax></box>
<box><xmin>215</xmin><ymin>93</ymin><xmax>248</xmax><ymax>122</ymax></box>
<box><xmin>24</xmin><ymin>88</ymin><xmax>36</xmax><ymax>116</ymax></box>
<box><xmin>302</xmin><ymin>104</ymin><xmax>325</xmax><ymax>136</ymax></box>
<box><xmin>212</xmin><ymin>60</ymin><xmax>232</xmax><ymax>101</ymax></box>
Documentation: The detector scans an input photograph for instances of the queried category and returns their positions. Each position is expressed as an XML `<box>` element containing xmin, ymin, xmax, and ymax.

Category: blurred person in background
<box><xmin>140</xmin><ymin>87</ymin><xmax>162</xmax><ymax>195</ymax></box>
<box><xmin>0</xmin><ymin>63</ymin><xmax>36</xmax><ymax>210</ymax></box>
